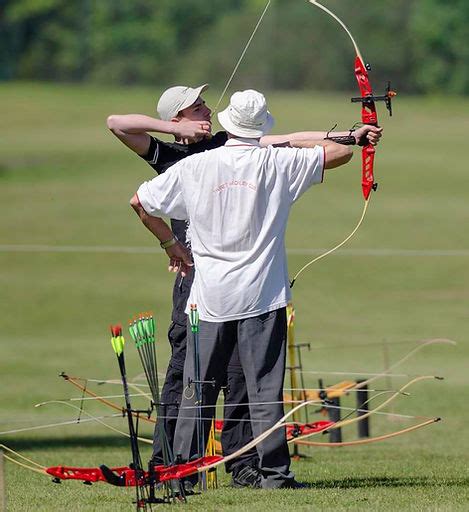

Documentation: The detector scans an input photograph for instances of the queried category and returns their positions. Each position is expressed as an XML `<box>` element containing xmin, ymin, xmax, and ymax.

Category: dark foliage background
<box><xmin>1</xmin><ymin>0</ymin><xmax>468</xmax><ymax>94</ymax></box>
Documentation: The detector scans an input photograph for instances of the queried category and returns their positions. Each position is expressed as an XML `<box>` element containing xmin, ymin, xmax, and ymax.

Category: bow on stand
<box><xmin>6</xmin><ymin>363</ymin><xmax>444</xmax><ymax>492</ymax></box>
<box><xmin>290</xmin><ymin>0</ymin><xmax>397</xmax><ymax>287</ymax></box>
<box><xmin>3</xmin><ymin>340</ymin><xmax>449</xmax><ymax>507</ymax></box>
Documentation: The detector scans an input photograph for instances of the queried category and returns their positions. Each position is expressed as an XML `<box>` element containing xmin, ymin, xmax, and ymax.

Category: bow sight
<box><xmin>351</xmin><ymin>78</ymin><xmax>397</xmax><ymax>117</ymax></box>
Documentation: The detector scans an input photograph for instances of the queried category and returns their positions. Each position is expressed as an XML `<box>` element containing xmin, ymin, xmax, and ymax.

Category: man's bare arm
<box><xmin>261</xmin><ymin>125</ymin><xmax>383</xmax><ymax>148</ymax></box>
<box><xmin>310</xmin><ymin>141</ymin><xmax>352</xmax><ymax>169</ymax></box>
<box><xmin>107</xmin><ymin>115</ymin><xmax>168</xmax><ymax>155</ymax></box>
<box><xmin>129</xmin><ymin>194</ymin><xmax>193</xmax><ymax>276</ymax></box>
<box><xmin>107</xmin><ymin>114</ymin><xmax>211</xmax><ymax>155</ymax></box>
<box><xmin>261</xmin><ymin>131</ymin><xmax>325</xmax><ymax>146</ymax></box>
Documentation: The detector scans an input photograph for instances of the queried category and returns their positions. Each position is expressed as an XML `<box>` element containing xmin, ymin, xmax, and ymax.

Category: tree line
<box><xmin>1</xmin><ymin>0</ymin><xmax>468</xmax><ymax>95</ymax></box>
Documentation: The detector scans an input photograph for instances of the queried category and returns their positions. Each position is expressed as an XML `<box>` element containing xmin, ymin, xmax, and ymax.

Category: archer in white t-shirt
<box><xmin>130</xmin><ymin>90</ymin><xmax>382</xmax><ymax>489</ymax></box>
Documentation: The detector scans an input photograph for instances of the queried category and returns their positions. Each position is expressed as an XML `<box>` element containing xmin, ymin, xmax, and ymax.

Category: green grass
<box><xmin>1</xmin><ymin>82</ymin><xmax>468</xmax><ymax>511</ymax></box>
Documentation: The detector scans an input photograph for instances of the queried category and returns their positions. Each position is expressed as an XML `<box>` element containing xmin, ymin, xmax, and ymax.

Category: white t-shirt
<box><xmin>137</xmin><ymin>138</ymin><xmax>324</xmax><ymax>322</ymax></box>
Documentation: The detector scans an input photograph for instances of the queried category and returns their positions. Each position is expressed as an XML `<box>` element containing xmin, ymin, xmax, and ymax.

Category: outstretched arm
<box><xmin>261</xmin><ymin>125</ymin><xmax>382</xmax><ymax>148</ymax></box>
<box><xmin>319</xmin><ymin>141</ymin><xmax>353</xmax><ymax>169</ymax></box>
<box><xmin>129</xmin><ymin>193</ymin><xmax>193</xmax><ymax>276</ymax></box>
<box><xmin>107</xmin><ymin>114</ymin><xmax>211</xmax><ymax>155</ymax></box>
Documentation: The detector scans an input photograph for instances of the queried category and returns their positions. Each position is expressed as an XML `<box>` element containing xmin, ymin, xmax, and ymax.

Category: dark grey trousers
<box><xmin>173</xmin><ymin>307</ymin><xmax>294</xmax><ymax>488</ymax></box>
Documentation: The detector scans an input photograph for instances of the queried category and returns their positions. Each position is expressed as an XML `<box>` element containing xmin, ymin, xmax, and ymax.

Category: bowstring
<box><xmin>213</xmin><ymin>0</ymin><xmax>272</xmax><ymax>115</ymax></box>
<box><xmin>290</xmin><ymin>0</ymin><xmax>372</xmax><ymax>288</ymax></box>
<box><xmin>290</xmin><ymin>197</ymin><xmax>371</xmax><ymax>287</ymax></box>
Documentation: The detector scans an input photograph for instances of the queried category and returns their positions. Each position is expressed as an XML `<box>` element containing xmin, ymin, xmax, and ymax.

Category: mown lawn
<box><xmin>0</xmin><ymin>82</ymin><xmax>468</xmax><ymax>511</ymax></box>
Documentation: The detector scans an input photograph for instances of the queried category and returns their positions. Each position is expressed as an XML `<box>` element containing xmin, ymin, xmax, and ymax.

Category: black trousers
<box><xmin>173</xmin><ymin>308</ymin><xmax>293</xmax><ymax>489</ymax></box>
<box><xmin>152</xmin><ymin>319</ymin><xmax>258</xmax><ymax>474</ymax></box>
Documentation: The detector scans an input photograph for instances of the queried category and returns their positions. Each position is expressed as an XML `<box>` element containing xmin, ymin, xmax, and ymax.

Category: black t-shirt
<box><xmin>140</xmin><ymin>131</ymin><xmax>228</xmax><ymax>324</ymax></box>
<box><xmin>140</xmin><ymin>131</ymin><xmax>228</xmax><ymax>245</ymax></box>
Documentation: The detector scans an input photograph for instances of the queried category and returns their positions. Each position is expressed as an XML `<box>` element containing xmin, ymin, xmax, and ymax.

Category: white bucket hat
<box><xmin>157</xmin><ymin>84</ymin><xmax>209</xmax><ymax>121</ymax></box>
<box><xmin>217</xmin><ymin>90</ymin><xmax>274</xmax><ymax>138</ymax></box>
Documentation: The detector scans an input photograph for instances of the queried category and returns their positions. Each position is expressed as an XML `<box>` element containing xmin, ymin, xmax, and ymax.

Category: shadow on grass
<box><xmin>308</xmin><ymin>476</ymin><xmax>469</xmax><ymax>489</ymax></box>
<box><xmin>6</xmin><ymin>435</ymin><xmax>132</xmax><ymax>451</ymax></box>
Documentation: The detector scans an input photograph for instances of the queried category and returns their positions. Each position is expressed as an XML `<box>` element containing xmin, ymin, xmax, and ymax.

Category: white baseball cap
<box><xmin>217</xmin><ymin>90</ymin><xmax>274</xmax><ymax>138</ymax></box>
<box><xmin>157</xmin><ymin>84</ymin><xmax>209</xmax><ymax>121</ymax></box>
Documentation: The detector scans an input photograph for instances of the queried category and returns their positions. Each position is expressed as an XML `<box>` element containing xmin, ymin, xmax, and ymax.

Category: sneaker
<box><xmin>182</xmin><ymin>479</ymin><xmax>196</xmax><ymax>495</ymax></box>
<box><xmin>231</xmin><ymin>465</ymin><xmax>262</xmax><ymax>488</ymax></box>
